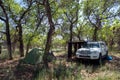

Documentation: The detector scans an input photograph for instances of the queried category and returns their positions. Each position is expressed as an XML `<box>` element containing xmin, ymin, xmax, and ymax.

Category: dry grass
<box><xmin>0</xmin><ymin>49</ymin><xmax>120</xmax><ymax>80</ymax></box>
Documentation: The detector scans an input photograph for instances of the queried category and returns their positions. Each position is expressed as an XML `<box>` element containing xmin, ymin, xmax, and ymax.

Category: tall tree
<box><xmin>83</xmin><ymin>0</ymin><xmax>118</xmax><ymax>41</ymax></box>
<box><xmin>60</xmin><ymin>0</ymin><xmax>80</xmax><ymax>58</ymax></box>
<box><xmin>43</xmin><ymin>0</ymin><xmax>55</xmax><ymax>67</ymax></box>
<box><xmin>0</xmin><ymin>0</ymin><xmax>12</xmax><ymax>59</ymax></box>
<box><xmin>17</xmin><ymin>1</ymin><xmax>33</xmax><ymax>57</ymax></box>
<box><xmin>9</xmin><ymin>0</ymin><xmax>33</xmax><ymax>57</ymax></box>
<box><xmin>63</xmin><ymin>0</ymin><xmax>79</xmax><ymax>42</ymax></box>
<box><xmin>112</xmin><ymin>21</ymin><xmax>120</xmax><ymax>50</ymax></box>
<box><xmin>25</xmin><ymin>3</ymin><xmax>44</xmax><ymax>54</ymax></box>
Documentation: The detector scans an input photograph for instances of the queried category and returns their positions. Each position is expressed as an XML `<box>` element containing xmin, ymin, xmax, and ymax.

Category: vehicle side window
<box><xmin>100</xmin><ymin>43</ymin><xmax>105</xmax><ymax>48</ymax></box>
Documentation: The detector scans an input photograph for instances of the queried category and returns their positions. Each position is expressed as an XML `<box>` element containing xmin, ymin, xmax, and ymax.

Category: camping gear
<box><xmin>106</xmin><ymin>55</ymin><xmax>113</xmax><ymax>60</ymax></box>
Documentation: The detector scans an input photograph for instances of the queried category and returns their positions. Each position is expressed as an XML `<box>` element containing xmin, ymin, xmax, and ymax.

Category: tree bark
<box><xmin>70</xmin><ymin>23</ymin><xmax>73</xmax><ymax>42</ymax></box>
<box><xmin>43</xmin><ymin>0</ymin><xmax>55</xmax><ymax>68</ymax></box>
<box><xmin>93</xmin><ymin>27</ymin><xmax>98</xmax><ymax>41</ymax></box>
<box><xmin>0</xmin><ymin>45</ymin><xmax>1</xmax><ymax>54</ymax></box>
<box><xmin>18</xmin><ymin>24</ymin><xmax>24</xmax><ymax>57</ymax></box>
<box><xmin>12</xmin><ymin>32</ymin><xmax>18</xmax><ymax>54</ymax></box>
<box><xmin>6</xmin><ymin>21</ymin><xmax>13</xmax><ymax>59</ymax></box>
<box><xmin>109</xmin><ymin>38</ymin><xmax>114</xmax><ymax>50</ymax></box>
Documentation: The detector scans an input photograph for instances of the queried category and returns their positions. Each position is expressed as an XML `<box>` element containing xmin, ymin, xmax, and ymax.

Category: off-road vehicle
<box><xmin>76</xmin><ymin>41</ymin><xmax>108</xmax><ymax>64</ymax></box>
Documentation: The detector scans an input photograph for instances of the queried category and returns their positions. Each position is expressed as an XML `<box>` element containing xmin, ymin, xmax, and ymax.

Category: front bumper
<box><xmin>76</xmin><ymin>53</ymin><xmax>99</xmax><ymax>60</ymax></box>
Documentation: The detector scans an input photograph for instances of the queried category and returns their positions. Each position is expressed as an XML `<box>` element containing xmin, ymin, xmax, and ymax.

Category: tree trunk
<box><xmin>12</xmin><ymin>35</ymin><xmax>18</xmax><ymax>54</ymax></box>
<box><xmin>93</xmin><ymin>27</ymin><xmax>98</xmax><ymax>41</ymax></box>
<box><xmin>43</xmin><ymin>0</ymin><xmax>55</xmax><ymax>68</ymax></box>
<box><xmin>68</xmin><ymin>23</ymin><xmax>73</xmax><ymax>59</ymax></box>
<box><xmin>18</xmin><ymin>24</ymin><xmax>24</xmax><ymax>57</ymax></box>
<box><xmin>77</xmin><ymin>35</ymin><xmax>81</xmax><ymax>41</ymax></box>
<box><xmin>6</xmin><ymin>21</ymin><xmax>13</xmax><ymax>59</ymax></box>
<box><xmin>0</xmin><ymin>45</ymin><xmax>1</xmax><ymax>54</ymax></box>
<box><xmin>109</xmin><ymin>38</ymin><xmax>114</xmax><ymax>50</ymax></box>
<box><xmin>70</xmin><ymin>23</ymin><xmax>73</xmax><ymax>42</ymax></box>
<box><xmin>118</xmin><ymin>40</ymin><xmax>120</xmax><ymax>50</ymax></box>
<box><xmin>43</xmin><ymin>28</ymin><xmax>54</xmax><ymax>67</ymax></box>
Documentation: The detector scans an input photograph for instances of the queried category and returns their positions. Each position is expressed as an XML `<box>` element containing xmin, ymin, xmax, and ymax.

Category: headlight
<box><xmin>76</xmin><ymin>51</ymin><xmax>80</xmax><ymax>54</ymax></box>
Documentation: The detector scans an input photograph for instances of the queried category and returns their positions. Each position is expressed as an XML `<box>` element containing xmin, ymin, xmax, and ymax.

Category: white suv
<box><xmin>76</xmin><ymin>41</ymin><xmax>108</xmax><ymax>64</ymax></box>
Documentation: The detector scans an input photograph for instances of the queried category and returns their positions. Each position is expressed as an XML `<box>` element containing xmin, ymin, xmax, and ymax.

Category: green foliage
<box><xmin>35</xmin><ymin>68</ymin><xmax>49</xmax><ymax>80</ymax></box>
<box><xmin>0</xmin><ymin>0</ymin><xmax>120</xmax><ymax>59</ymax></box>
<box><xmin>83</xmin><ymin>0</ymin><xmax>116</xmax><ymax>17</ymax></box>
<box><xmin>82</xmin><ymin>0</ymin><xmax>118</xmax><ymax>41</ymax></box>
<box><xmin>52</xmin><ymin>36</ymin><xmax>66</xmax><ymax>48</ymax></box>
<box><xmin>98</xmin><ymin>26</ymin><xmax>113</xmax><ymax>41</ymax></box>
<box><xmin>35</xmin><ymin>61</ymin><xmax>83</xmax><ymax>80</ymax></box>
<box><xmin>54</xmin><ymin>64</ymin><xmax>68</xmax><ymax>79</ymax></box>
<box><xmin>0</xmin><ymin>50</ymin><xmax>9</xmax><ymax>60</ymax></box>
<box><xmin>9</xmin><ymin>0</ymin><xmax>22</xmax><ymax>14</ymax></box>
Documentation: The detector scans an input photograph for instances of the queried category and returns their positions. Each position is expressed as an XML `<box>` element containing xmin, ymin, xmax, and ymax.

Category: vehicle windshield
<box><xmin>88</xmin><ymin>43</ymin><xmax>99</xmax><ymax>48</ymax></box>
<box><xmin>80</xmin><ymin>42</ymin><xmax>100</xmax><ymax>48</ymax></box>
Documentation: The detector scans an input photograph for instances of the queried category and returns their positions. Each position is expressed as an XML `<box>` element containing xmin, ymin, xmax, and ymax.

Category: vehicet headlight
<box><xmin>76</xmin><ymin>51</ymin><xmax>81</xmax><ymax>54</ymax></box>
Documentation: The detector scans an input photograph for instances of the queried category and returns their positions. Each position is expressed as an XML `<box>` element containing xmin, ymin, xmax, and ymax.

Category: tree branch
<box><xmin>0</xmin><ymin>1</ymin><xmax>8</xmax><ymax>22</ymax></box>
<box><xmin>0</xmin><ymin>31</ymin><xmax>6</xmax><ymax>34</ymax></box>
<box><xmin>64</xmin><ymin>12</ymin><xmax>72</xmax><ymax>23</ymax></box>
<box><xmin>0</xmin><ymin>17</ymin><xmax>6</xmax><ymax>22</ymax></box>
<box><xmin>35</xmin><ymin>0</ymin><xmax>44</xmax><ymax>5</ymax></box>
<box><xmin>88</xmin><ymin>16</ymin><xmax>97</xmax><ymax>27</ymax></box>
<box><xmin>18</xmin><ymin>1</ymin><xmax>33</xmax><ymax>23</ymax></box>
<box><xmin>101</xmin><ymin>13</ymin><xmax>119</xmax><ymax>20</ymax></box>
<box><xmin>101</xmin><ymin>0</ymin><xmax>108</xmax><ymax>14</ymax></box>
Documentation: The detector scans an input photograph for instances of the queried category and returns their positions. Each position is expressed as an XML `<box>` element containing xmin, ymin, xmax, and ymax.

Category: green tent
<box><xmin>21</xmin><ymin>48</ymin><xmax>43</xmax><ymax>65</ymax></box>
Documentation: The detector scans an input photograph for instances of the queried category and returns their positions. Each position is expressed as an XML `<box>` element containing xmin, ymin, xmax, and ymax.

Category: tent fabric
<box><xmin>106</xmin><ymin>55</ymin><xmax>113</xmax><ymax>60</ymax></box>
<box><xmin>21</xmin><ymin>48</ymin><xmax>43</xmax><ymax>65</ymax></box>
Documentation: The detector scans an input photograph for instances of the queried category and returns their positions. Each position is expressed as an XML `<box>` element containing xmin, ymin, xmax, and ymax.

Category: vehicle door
<box><xmin>100</xmin><ymin>43</ymin><xmax>106</xmax><ymax>56</ymax></box>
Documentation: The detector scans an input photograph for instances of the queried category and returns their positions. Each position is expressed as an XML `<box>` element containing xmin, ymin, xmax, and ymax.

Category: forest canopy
<box><xmin>0</xmin><ymin>0</ymin><xmax>120</xmax><ymax>60</ymax></box>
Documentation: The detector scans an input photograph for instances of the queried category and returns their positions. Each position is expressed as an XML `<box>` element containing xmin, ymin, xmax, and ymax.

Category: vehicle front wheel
<box><xmin>98</xmin><ymin>54</ymin><xmax>102</xmax><ymax>65</ymax></box>
<box><xmin>105</xmin><ymin>51</ymin><xmax>108</xmax><ymax>58</ymax></box>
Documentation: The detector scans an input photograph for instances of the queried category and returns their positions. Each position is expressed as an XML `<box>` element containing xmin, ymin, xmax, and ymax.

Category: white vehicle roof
<box><xmin>87</xmin><ymin>41</ymin><xmax>105</xmax><ymax>44</ymax></box>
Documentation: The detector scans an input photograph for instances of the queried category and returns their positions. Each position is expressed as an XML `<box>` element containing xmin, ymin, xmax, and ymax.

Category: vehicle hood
<box><xmin>77</xmin><ymin>48</ymin><xmax>100</xmax><ymax>52</ymax></box>
<box><xmin>78</xmin><ymin>48</ymin><xmax>90</xmax><ymax>51</ymax></box>
<box><xmin>89</xmin><ymin>48</ymin><xmax>100</xmax><ymax>51</ymax></box>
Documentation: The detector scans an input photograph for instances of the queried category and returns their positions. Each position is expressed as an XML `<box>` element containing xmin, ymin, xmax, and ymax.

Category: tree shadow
<box><xmin>72</xmin><ymin>55</ymin><xmax>120</xmax><ymax>73</ymax></box>
<box><xmin>14</xmin><ymin>63</ymin><xmax>36</xmax><ymax>80</ymax></box>
<box><xmin>55</xmin><ymin>54</ymin><xmax>68</xmax><ymax>60</ymax></box>
<box><xmin>55</xmin><ymin>52</ymin><xmax>120</xmax><ymax>73</ymax></box>
<box><xmin>107</xmin><ymin>55</ymin><xmax>120</xmax><ymax>72</ymax></box>
<box><xmin>71</xmin><ymin>58</ymin><xmax>108</xmax><ymax>73</ymax></box>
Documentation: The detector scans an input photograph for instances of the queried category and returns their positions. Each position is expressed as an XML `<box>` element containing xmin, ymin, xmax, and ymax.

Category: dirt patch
<box><xmin>14</xmin><ymin>64</ymin><xmax>36</xmax><ymax>80</ymax></box>
<box><xmin>0</xmin><ymin>57</ymin><xmax>36</xmax><ymax>80</ymax></box>
<box><xmin>0</xmin><ymin>58</ymin><xmax>19</xmax><ymax>80</ymax></box>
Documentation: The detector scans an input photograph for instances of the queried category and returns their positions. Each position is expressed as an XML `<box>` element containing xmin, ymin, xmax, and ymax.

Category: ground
<box><xmin>0</xmin><ymin>51</ymin><xmax>120</xmax><ymax>80</ymax></box>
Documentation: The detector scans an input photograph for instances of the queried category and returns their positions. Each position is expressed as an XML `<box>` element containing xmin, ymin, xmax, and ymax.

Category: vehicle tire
<box><xmin>105</xmin><ymin>51</ymin><xmax>108</xmax><ymax>58</ymax></box>
<box><xmin>98</xmin><ymin>54</ymin><xmax>102</xmax><ymax>65</ymax></box>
